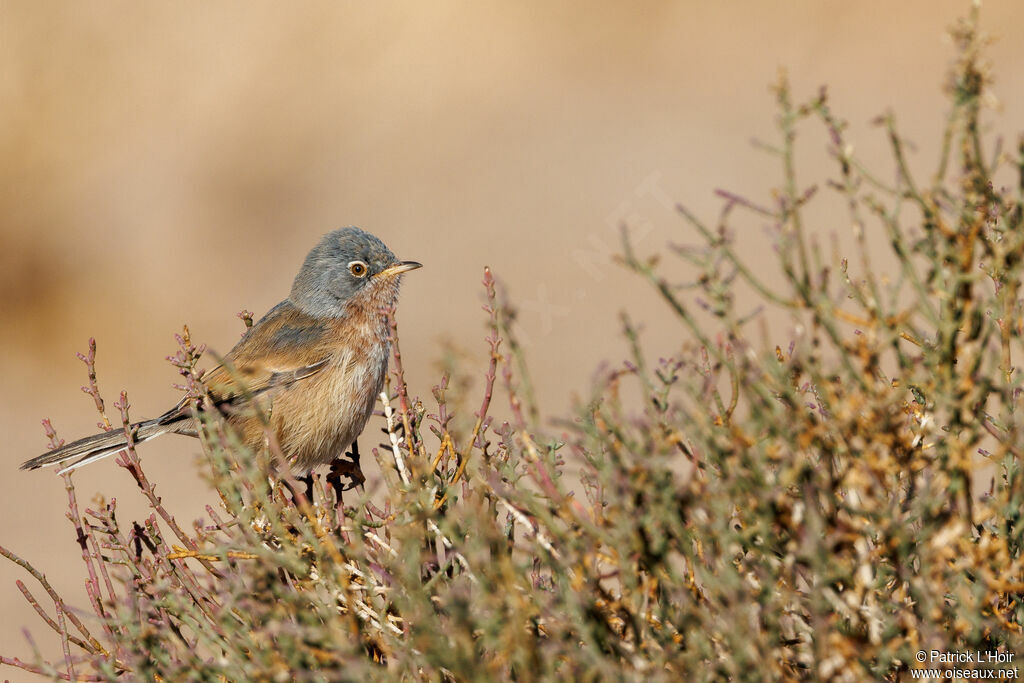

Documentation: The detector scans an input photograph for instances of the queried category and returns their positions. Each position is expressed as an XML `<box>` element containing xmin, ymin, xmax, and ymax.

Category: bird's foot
<box><xmin>326</xmin><ymin>441</ymin><xmax>365</xmax><ymax>508</ymax></box>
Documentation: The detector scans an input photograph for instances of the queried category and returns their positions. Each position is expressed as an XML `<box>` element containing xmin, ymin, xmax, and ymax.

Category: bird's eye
<box><xmin>348</xmin><ymin>261</ymin><xmax>368</xmax><ymax>278</ymax></box>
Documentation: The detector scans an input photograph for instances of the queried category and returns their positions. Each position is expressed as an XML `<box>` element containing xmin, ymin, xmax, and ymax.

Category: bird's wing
<box><xmin>156</xmin><ymin>357</ymin><xmax>332</xmax><ymax>426</ymax></box>
<box><xmin>158</xmin><ymin>300</ymin><xmax>337</xmax><ymax>423</ymax></box>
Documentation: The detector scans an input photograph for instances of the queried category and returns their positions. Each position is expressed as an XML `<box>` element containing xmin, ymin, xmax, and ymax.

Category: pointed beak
<box><xmin>378</xmin><ymin>260</ymin><xmax>423</xmax><ymax>278</ymax></box>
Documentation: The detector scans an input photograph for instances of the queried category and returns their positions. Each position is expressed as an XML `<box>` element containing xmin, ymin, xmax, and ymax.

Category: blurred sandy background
<box><xmin>2</xmin><ymin>0</ymin><xmax>1023</xmax><ymax>670</ymax></box>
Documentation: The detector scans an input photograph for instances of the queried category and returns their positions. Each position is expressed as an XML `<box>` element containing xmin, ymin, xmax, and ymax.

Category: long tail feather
<box><xmin>21</xmin><ymin>419</ymin><xmax>171</xmax><ymax>472</ymax></box>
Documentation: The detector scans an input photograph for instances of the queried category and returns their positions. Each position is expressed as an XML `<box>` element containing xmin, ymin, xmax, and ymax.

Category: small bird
<box><xmin>22</xmin><ymin>227</ymin><xmax>421</xmax><ymax>475</ymax></box>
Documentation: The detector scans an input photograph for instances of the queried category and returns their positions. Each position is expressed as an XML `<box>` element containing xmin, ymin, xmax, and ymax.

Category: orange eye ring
<box><xmin>348</xmin><ymin>261</ymin><xmax>368</xmax><ymax>278</ymax></box>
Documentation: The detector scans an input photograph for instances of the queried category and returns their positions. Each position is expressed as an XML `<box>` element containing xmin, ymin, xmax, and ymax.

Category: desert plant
<box><xmin>3</xmin><ymin>6</ymin><xmax>1023</xmax><ymax>681</ymax></box>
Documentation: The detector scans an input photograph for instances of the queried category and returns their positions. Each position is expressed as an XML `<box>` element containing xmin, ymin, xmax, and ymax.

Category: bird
<box><xmin>21</xmin><ymin>227</ymin><xmax>421</xmax><ymax>475</ymax></box>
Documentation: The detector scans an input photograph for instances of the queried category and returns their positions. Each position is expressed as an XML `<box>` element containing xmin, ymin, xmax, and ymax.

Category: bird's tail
<box><xmin>21</xmin><ymin>419</ymin><xmax>172</xmax><ymax>474</ymax></box>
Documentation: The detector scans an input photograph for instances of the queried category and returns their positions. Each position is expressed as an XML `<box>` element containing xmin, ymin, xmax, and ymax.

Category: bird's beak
<box><xmin>378</xmin><ymin>260</ymin><xmax>423</xmax><ymax>278</ymax></box>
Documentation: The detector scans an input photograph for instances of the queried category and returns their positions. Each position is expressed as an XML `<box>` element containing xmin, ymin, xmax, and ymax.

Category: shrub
<box><xmin>4</xmin><ymin>7</ymin><xmax>1023</xmax><ymax>681</ymax></box>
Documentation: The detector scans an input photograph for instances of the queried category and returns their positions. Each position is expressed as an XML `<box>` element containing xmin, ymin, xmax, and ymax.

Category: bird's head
<box><xmin>290</xmin><ymin>227</ymin><xmax>421</xmax><ymax>317</ymax></box>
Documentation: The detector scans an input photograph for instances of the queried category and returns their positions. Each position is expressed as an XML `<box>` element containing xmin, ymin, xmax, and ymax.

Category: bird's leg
<box><xmin>283</xmin><ymin>472</ymin><xmax>316</xmax><ymax>506</ymax></box>
<box><xmin>300</xmin><ymin>472</ymin><xmax>315</xmax><ymax>502</ymax></box>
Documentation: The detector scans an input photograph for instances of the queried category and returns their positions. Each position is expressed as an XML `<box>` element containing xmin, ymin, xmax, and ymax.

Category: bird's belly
<box><xmin>270</xmin><ymin>348</ymin><xmax>387</xmax><ymax>472</ymax></box>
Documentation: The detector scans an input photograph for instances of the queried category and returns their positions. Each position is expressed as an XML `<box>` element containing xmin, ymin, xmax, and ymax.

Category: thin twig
<box><xmin>380</xmin><ymin>392</ymin><xmax>411</xmax><ymax>487</ymax></box>
<box><xmin>55</xmin><ymin>600</ymin><xmax>77</xmax><ymax>682</ymax></box>
<box><xmin>0</xmin><ymin>545</ymin><xmax>103</xmax><ymax>652</ymax></box>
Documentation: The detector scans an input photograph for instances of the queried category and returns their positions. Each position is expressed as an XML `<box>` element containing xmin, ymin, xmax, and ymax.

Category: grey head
<box><xmin>289</xmin><ymin>227</ymin><xmax>421</xmax><ymax>317</ymax></box>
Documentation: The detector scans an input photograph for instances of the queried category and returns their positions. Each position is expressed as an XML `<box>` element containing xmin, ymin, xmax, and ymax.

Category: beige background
<box><xmin>2</xmin><ymin>1</ymin><xmax>1023</xmax><ymax>672</ymax></box>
